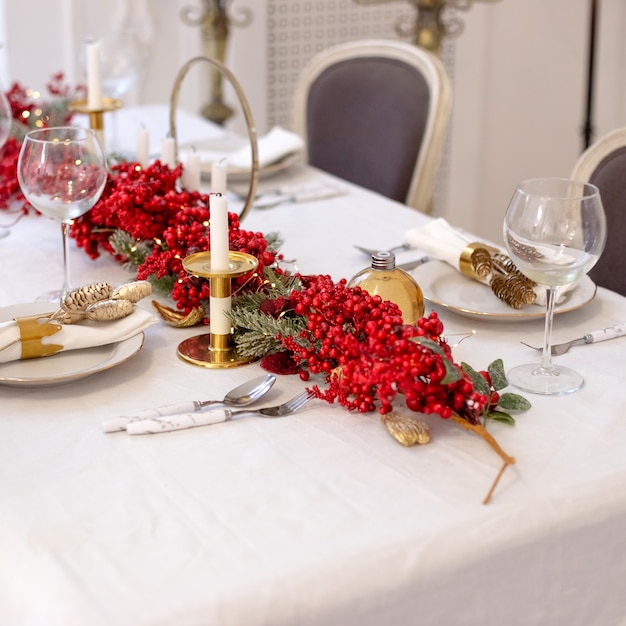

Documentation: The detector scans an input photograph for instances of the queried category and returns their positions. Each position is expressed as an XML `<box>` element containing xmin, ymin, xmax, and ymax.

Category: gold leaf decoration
<box><xmin>151</xmin><ymin>300</ymin><xmax>206</xmax><ymax>327</ymax></box>
<box><xmin>381</xmin><ymin>413</ymin><xmax>430</xmax><ymax>446</ymax></box>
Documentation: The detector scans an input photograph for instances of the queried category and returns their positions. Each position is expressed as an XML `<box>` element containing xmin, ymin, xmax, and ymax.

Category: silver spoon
<box><xmin>102</xmin><ymin>373</ymin><xmax>276</xmax><ymax>433</ymax></box>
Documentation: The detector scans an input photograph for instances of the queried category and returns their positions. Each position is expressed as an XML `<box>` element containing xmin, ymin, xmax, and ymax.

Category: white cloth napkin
<box><xmin>0</xmin><ymin>308</ymin><xmax>158</xmax><ymax>363</ymax></box>
<box><xmin>405</xmin><ymin>218</ymin><xmax>475</xmax><ymax>269</ymax></box>
<box><xmin>228</xmin><ymin>126</ymin><xmax>304</xmax><ymax>169</ymax></box>
<box><xmin>404</xmin><ymin>218</ymin><xmax>577</xmax><ymax>306</ymax></box>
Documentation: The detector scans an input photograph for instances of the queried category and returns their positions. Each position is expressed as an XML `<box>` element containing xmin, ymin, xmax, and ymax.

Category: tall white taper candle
<box><xmin>211</xmin><ymin>160</ymin><xmax>228</xmax><ymax>194</ymax></box>
<box><xmin>184</xmin><ymin>151</ymin><xmax>202</xmax><ymax>192</ymax></box>
<box><xmin>160</xmin><ymin>137</ymin><xmax>176</xmax><ymax>168</ymax></box>
<box><xmin>86</xmin><ymin>40</ymin><xmax>103</xmax><ymax>111</ymax></box>
<box><xmin>210</xmin><ymin>194</ymin><xmax>230</xmax><ymax>271</ymax></box>
<box><xmin>137</xmin><ymin>126</ymin><xmax>150</xmax><ymax>168</ymax></box>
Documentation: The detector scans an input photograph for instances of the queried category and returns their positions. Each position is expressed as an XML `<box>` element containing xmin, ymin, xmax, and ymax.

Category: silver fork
<box><xmin>126</xmin><ymin>391</ymin><xmax>313</xmax><ymax>435</ymax></box>
<box><xmin>521</xmin><ymin>323</ymin><xmax>626</xmax><ymax>356</ymax></box>
<box><xmin>521</xmin><ymin>338</ymin><xmax>590</xmax><ymax>357</ymax></box>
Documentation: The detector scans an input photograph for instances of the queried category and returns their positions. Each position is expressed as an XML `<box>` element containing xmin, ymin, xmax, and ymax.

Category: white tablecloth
<box><xmin>1</xmin><ymin>165</ymin><xmax>625</xmax><ymax>626</ymax></box>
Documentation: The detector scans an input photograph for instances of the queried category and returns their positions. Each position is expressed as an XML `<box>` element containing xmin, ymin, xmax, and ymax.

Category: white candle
<box><xmin>137</xmin><ymin>126</ymin><xmax>150</xmax><ymax>168</ymax></box>
<box><xmin>160</xmin><ymin>137</ymin><xmax>176</xmax><ymax>168</ymax></box>
<box><xmin>86</xmin><ymin>40</ymin><xmax>103</xmax><ymax>111</ymax></box>
<box><xmin>211</xmin><ymin>160</ymin><xmax>228</xmax><ymax>194</ymax></box>
<box><xmin>184</xmin><ymin>151</ymin><xmax>201</xmax><ymax>192</ymax></box>
<box><xmin>210</xmin><ymin>194</ymin><xmax>230</xmax><ymax>271</ymax></box>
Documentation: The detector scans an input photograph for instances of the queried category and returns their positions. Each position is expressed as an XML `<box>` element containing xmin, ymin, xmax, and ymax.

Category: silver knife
<box><xmin>397</xmin><ymin>257</ymin><xmax>430</xmax><ymax>272</ymax></box>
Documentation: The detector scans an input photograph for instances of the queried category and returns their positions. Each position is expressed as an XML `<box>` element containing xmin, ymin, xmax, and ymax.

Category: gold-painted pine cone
<box><xmin>381</xmin><ymin>413</ymin><xmax>430</xmax><ymax>446</ymax></box>
<box><xmin>85</xmin><ymin>299</ymin><xmax>134</xmax><ymax>322</ymax></box>
<box><xmin>470</xmin><ymin>248</ymin><xmax>493</xmax><ymax>279</ymax></box>
<box><xmin>151</xmin><ymin>300</ymin><xmax>206</xmax><ymax>327</ymax></box>
<box><xmin>62</xmin><ymin>282</ymin><xmax>113</xmax><ymax>311</ymax></box>
<box><xmin>112</xmin><ymin>280</ymin><xmax>153</xmax><ymax>303</ymax></box>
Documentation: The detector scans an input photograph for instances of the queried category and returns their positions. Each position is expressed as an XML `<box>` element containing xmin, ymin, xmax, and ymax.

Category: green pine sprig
<box><xmin>108</xmin><ymin>229</ymin><xmax>154</xmax><ymax>270</ymax></box>
<box><xmin>229</xmin><ymin>307</ymin><xmax>308</xmax><ymax>357</ymax></box>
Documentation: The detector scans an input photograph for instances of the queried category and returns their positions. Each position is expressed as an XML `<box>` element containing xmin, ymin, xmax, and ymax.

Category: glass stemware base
<box><xmin>35</xmin><ymin>290</ymin><xmax>63</xmax><ymax>304</ymax></box>
<box><xmin>507</xmin><ymin>362</ymin><xmax>584</xmax><ymax>396</ymax></box>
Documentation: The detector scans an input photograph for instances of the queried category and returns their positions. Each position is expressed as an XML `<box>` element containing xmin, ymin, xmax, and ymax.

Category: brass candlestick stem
<box><xmin>353</xmin><ymin>0</ymin><xmax>500</xmax><ymax>55</ymax></box>
<box><xmin>68</xmin><ymin>97</ymin><xmax>123</xmax><ymax>154</ymax></box>
<box><xmin>177</xmin><ymin>250</ymin><xmax>259</xmax><ymax>368</ymax></box>
<box><xmin>180</xmin><ymin>0</ymin><xmax>253</xmax><ymax>125</ymax></box>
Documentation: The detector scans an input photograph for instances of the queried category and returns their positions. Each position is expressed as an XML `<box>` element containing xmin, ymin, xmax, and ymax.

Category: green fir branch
<box><xmin>108</xmin><ymin>230</ymin><xmax>154</xmax><ymax>270</ymax></box>
<box><xmin>229</xmin><ymin>308</ymin><xmax>308</xmax><ymax>358</ymax></box>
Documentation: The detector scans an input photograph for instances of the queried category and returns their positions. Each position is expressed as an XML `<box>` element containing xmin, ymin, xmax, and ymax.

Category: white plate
<box><xmin>412</xmin><ymin>260</ymin><xmax>597</xmax><ymax>322</ymax></box>
<box><xmin>0</xmin><ymin>303</ymin><xmax>145</xmax><ymax>387</ymax></box>
<box><xmin>182</xmin><ymin>140</ymin><xmax>303</xmax><ymax>182</ymax></box>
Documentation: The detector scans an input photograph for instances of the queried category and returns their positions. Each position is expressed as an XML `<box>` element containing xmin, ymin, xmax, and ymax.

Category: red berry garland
<box><xmin>70</xmin><ymin>160</ymin><xmax>279</xmax><ymax>315</ymax></box>
<box><xmin>261</xmin><ymin>275</ymin><xmax>489</xmax><ymax>421</ymax></box>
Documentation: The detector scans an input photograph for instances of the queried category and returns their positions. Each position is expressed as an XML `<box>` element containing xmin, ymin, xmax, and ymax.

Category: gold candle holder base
<box><xmin>177</xmin><ymin>250</ymin><xmax>259</xmax><ymax>369</ymax></box>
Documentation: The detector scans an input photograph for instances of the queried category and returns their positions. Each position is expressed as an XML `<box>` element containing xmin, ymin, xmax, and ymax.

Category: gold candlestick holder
<box><xmin>177</xmin><ymin>250</ymin><xmax>259</xmax><ymax>368</ymax></box>
<box><xmin>68</xmin><ymin>97</ymin><xmax>123</xmax><ymax>152</ymax></box>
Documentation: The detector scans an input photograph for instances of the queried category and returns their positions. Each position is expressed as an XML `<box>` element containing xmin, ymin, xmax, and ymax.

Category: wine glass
<box><xmin>503</xmin><ymin>177</ymin><xmax>607</xmax><ymax>395</ymax></box>
<box><xmin>17</xmin><ymin>127</ymin><xmax>107</xmax><ymax>302</ymax></box>
<box><xmin>0</xmin><ymin>86</ymin><xmax>13</xmax><ymax>239</ymax></box>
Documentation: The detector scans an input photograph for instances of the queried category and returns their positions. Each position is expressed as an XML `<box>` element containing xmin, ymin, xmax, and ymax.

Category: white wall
<box><xmin>2</xmin><ymin>0</ymin><xmax>625</xmax><ymax>246</ymax></box>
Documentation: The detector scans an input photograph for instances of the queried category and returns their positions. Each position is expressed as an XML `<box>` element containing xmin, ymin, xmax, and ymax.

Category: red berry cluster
<box><xmin>135</xmin><ymin>199</ymin><xmax>277</xmax><ymax>314</ymax></box>
<box><xmin>70</xmin><ymin>159</ymin><xmax>278</xmax><ymax>315</ymax></box>
<box><xmin>0</xmin><ymin>138</ymin><xmax>25</xmax><ymax>209</ymax></box>
<box><xmin>2</xmin><ymin>73</ymin><xmax>85</xmax><ymax>211</ymax></box>
<box><xmin>268</xmin><ymin>274</ymin><xmax>488</xmax><ymax>421</ymax></box>
<box><xmin>71</xmin><ymin>160</ymin><xmax>201</xmax><ymax>260</ymax></box>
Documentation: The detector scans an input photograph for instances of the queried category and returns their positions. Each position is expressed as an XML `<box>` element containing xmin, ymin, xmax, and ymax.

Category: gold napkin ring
<box><xmin>459</xmin><ymin>242</ymin><xmax>497</xmax><ymax>280</ymax></box>
<box><xmin>15</xmin><ymin>314</ymin><xmax>63</xmax><ymax>360</ymax></box>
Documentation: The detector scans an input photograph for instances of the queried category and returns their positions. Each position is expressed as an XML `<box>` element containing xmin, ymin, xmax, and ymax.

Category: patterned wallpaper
<box><xmin>266</xmin><ymin>0</ymin><xmax>412</xmax><ymax>129</ymax></box>
<box><xmin>265</xmin><ymin>0</ymin><xmax>457</xmax><ymax>213</ymax></box>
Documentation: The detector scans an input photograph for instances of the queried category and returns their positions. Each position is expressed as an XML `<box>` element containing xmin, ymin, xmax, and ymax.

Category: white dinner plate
<box><xmin>412</xmin><ymin>260</ymin><xmax>597</xmax><ymax>322</ymax></box>
<box><xmin>182</xmin><ymin>140</ymin><xmax>303</xmax><ymax>182</ymax></box>
<box><xmin>0</xmin><ymin>303</ymin><xmax>145</xmax><ymax>387</ymax></box>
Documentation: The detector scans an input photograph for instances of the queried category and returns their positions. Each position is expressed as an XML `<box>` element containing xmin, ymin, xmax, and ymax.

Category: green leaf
<box><xmin>497</xmin><ymin>392</ymin><xmax>532</xmax><ymax>412</ymax></box>
<box><xmin>461</xmin><ymin>362</ymin><xmax>490</xmax><ymax>395</ymax></box>
<box><xmin>485</xmin><ymin>410</ymin><xmax>516</xmax><ymax>425</ymax></box>
<box><xmin>488</xmin><ymin>359</ymin><xmax>508</xmax><ymax>391</ymax></box>
<box><xmin>441</xmin><ymin>360</ymin><xmax>462</xmax><ymax>384</ymax></box>
<box><xmin>411</xmin><ymin>337</ymin><xmax>461</xmax><ymax>384</ymax></box>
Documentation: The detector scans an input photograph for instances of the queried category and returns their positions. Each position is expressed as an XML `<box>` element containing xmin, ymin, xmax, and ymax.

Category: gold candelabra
<box><xmin>353</xmin><ymin>0</ymin><xmax>500</xmax><ymax>55</ymax></box>
<box><xmin>180</xmin><ymin>0</ymin><xmax>253</xmax><ymax>125</ymax></box>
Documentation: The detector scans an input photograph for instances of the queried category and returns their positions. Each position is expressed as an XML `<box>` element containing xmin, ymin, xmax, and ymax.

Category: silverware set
<box><xmin>103</xmin><ymin>374</ymin><xmax>314</xmax><ymax>436</ymax></box>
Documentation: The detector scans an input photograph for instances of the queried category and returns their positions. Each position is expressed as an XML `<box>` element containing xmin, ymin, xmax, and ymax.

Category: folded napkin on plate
<box><xmin>0</xmin><ymin>307</ymin><xmax>157</xmax><ymax>363</ymax></box>
<box><xmin>228</xmin><ymin>126</ymin><xmax>304</xmax><ymax>169</ymax></box>
<box><xmin>404</xmin><ymin>218</ymin><xmax>577</xmax><ymax>307</ymax></box>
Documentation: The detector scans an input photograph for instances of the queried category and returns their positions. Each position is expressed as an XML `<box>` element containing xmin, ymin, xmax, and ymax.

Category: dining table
<box><xmin>1</xmin><ymin>159</ymin><xmax>625</xmax><ymax>626</ymax></box>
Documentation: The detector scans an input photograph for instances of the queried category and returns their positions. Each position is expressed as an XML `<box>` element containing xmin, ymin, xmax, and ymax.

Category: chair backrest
<box><xmin>292</xmin><ymin>39</ymin><xmax>452</xmax><ymax>213</ymax></box>
<box><xmin>571</xmin><ymin>126</ymin><xmax>626</xmax><ymax>296</ymax></box>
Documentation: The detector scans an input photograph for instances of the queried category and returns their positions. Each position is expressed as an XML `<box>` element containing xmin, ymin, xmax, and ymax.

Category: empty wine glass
<box><xmin>503</xmin><ymin>177</ymin><xmax>607</xmax><ymax>395</ymax></box>
<box><xmin>17</xmin><ymin>127</ymin><xmax>108</xmax><ymax>302</ymax></box>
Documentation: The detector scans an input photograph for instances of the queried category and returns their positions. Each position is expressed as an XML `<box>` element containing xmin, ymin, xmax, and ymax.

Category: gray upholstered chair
<box><xmin>571</xmin><ymin>126</ymin><xmax>626</xmax><ymax>296</ymax></box>
<box><xmin>292</xmin><ymin>39</ymin><xmax>452</xmax><ymax>214</ymax></box>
